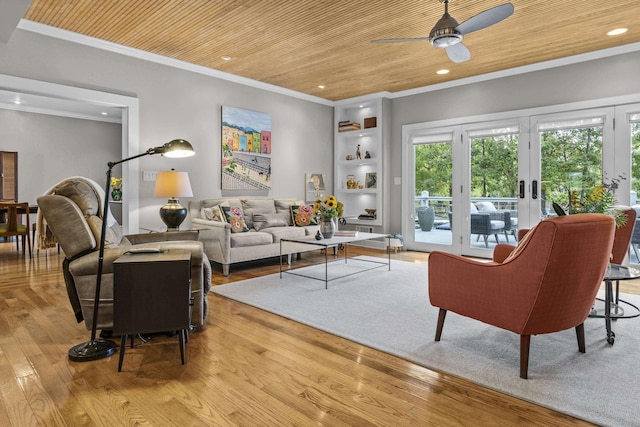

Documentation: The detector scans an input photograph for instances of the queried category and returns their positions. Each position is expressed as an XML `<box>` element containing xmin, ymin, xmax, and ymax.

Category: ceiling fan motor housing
<box><xmin>429</xmin><ymin>13</ymin><xmax>462</xmax><ymax>47</ymax></box>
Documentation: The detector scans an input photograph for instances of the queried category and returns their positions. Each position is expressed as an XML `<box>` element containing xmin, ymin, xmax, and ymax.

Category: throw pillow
<box><xmin>290</xmin><ymin>205</ymin><xmax>318</xmax><ymax>227</ymax></box>
<box><xmin>252</xmin><ymin>213</ymin><xmax>289</xmax><ymax>231</ymax></box>
<box><xmin>220</xmin><ymin>206</ymin><xmax>249</xmax><ymax>233</ymax></box>
<box><xmin>201</xmin><ymin>205</ymin><xmax>225</xmax><ymax>222</ymax></box>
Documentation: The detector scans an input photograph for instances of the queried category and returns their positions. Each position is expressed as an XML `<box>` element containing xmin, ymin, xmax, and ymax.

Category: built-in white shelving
<box><xmin>334</xmin><ymin>98</ymin><xmax>385</xmax><ymax>227</ymax></box>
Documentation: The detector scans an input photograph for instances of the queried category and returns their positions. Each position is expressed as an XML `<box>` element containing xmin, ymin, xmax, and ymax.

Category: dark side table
<box><xmin>113</xmin><ymin>249</ymin><xmax>192</xmax><ymax>371</ymax></box>
<box><xmin>589</xmin><ymin>263</ymin><xmax>640</xmax><ymax>345</ymax></box>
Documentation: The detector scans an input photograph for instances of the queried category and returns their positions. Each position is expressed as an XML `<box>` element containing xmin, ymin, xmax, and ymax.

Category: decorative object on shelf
<box><xmin>358</xmin><ymin>209</ymin><xmax>377</xmax><ymax>221</ymax></box>
<box><xmin>69</xmin><ymin>139</ymin><xmax>195</xmax><ymax>363</ymax></box>
<box><xmin>356</xmin><ymin>144</ymin><xmax>361</xmax><ymax>159</ymax></box>
<box><xmin>365</xmin><ymin>172</ymin><xmax>377</xmax><ymax>189</ymax></box>
<box><xmin>110</xmin><ymin>177</ymin><xmax>123</xmax><ymax>201</ymax></box>
<box><xmin>305</xmin><ymin>173</ymin><xmax>326</xmax><ymax>203</ymax></box>
<box><xmin>552</xmin><ymin>181</ymin><xmax>627</xmax><ymax>227</ymax></box>
<box><xmin>346</xmin><ymin>155</ymin><xmax>354</xmax><ymax>160</ymax></box>
<box><xmin>221</xmin><ymin>106</ymin><xmax>272</xmax><ymax>191</ymax></box>
<box><xmin>338</xmin><ymin>120</ymin><xmax>361</xmax><ymax>132</ymax></box>
<box><xmin>154</xmin><ymin>169</ymin><xmax>194</xmax><ymax>231</ymax></box>
<box><xmin>364</xmin><ymin>117</ymin><xmax>377</xmax><ymax>129</ymax></box>
<box><xmin>365</xmin><ymin>151</ymin><xmax>371</xmax><ymax>159</ymax></box>
<box><xmin>346</xmin><ymin>174</ymin><xmax>358</xmax><ymax>189</ymax></box>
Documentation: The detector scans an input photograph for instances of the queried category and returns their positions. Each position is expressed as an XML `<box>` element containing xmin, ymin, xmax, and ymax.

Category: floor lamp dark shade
<box><xmin>68</xmin><ymin>139</ymin><xmax>195</xmax><ymax>362</ymax></box>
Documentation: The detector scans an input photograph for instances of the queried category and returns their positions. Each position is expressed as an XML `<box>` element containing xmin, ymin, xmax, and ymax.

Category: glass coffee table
<box><xmin>589</xmin><ymin>263</ymin><xmax>640</xmax><ymax>345</ymax></box>
<box><xmin>279</xmin><ymin>232</ymin><xmax>391</xmax><ymax>289</ymax></box>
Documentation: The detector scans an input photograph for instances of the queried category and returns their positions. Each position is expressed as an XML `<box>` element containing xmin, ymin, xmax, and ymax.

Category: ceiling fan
<box><xmin>372</xmin><ymin>0</ymin><xmax>514</xmax><ymax>63</ymax></box>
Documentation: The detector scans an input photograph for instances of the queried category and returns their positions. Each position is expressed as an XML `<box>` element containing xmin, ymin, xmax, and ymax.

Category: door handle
<box><xmin>519</xmin><ymin>180</ymin><xmax>525</xmax><ymax>198</ymax></box>
<box><xmin>532</xmin><ymin>180</ymin><xmax>538</xmax><ymax>200</ymax></box>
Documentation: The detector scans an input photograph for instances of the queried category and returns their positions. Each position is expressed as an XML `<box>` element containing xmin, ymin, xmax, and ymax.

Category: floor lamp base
<box><xmin>68</xmin><ymin>338</ymin><xmax>117</xmax><ymax>362</ymax></box>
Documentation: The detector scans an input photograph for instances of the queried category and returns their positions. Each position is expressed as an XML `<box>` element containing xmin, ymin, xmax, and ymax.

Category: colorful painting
<box><xmin>221</xmin><ymin>106</ymin><xmax>272</xmax><ymax>190</ymax></box>
<box><xmin>305</xmin><ymin>173</ymin><xmax>326</xmax><ymax>202</ymax></box>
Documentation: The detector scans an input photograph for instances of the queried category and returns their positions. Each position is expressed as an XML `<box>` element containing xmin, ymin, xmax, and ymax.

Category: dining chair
<box><xmin>0</xmin><ymin>201</ymin><xmax>32</xmax><ymax>257</ymax></box>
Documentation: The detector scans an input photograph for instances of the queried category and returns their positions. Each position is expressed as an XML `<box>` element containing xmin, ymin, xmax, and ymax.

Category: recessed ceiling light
<box><xmin>13</xmin><ymin>98</ymin><xmax>21</xmax><ymax>105</ymax></box>
<box><xmin>221</xmin><ymin>55</ymin><xmax>232</xmax><ymax>61</ymax></box>
<box><xmin>607</xmin><ymin>28</ymin><xmax>628</xmax><ymax>36</ymax></box>
<box><xmin>101</xmin><ymin>112</ymin><xmax>108</xmax><ymax>115</ymax></box>
<box><xmin>318</xmin><ymin>84</ymin><xmax>326</xmax><ymax>89</ymax></box>
<box><xmin>436</xmin><ymin>69</ymin><xmax>450</xmax><ymax>75</ymax></box>
<box><xmin>359</xmin><ymin>104</ymin><xmax>364</xmax><ymax>108</ymax></box>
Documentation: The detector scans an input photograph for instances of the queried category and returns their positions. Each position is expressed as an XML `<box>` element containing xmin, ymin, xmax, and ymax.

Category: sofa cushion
<box><xmin>265</xmin><ymin>226</ymin><xmax>306</xmax><ymax>242</ymax></box>
<box><xmin>241</xmin><ymin>199</ymin><xmax>277</xmax><ymax>229</ymax></box>
<box><xmin>252</xmin><ymin>212</ymin><xmax>290</xmax><ymax>231</ymax></box>
<box><xmin>290</xmin><ymin>204</ymin><xmax>318</xmax><ymax>226</ymax></box>
<box><xmin>230</xmin><ymin>231</ymin><xmax>273</xmax><ymax>248</ymax></box>
<box><xmin>220</xmin><ymin>206</ymin><xmax>249</xmax><ymax>233</ymax></box>
<box><xmin>476</xmin><ymin>201</ymin><xmax>498</xmax><ymax>212</ymax></box>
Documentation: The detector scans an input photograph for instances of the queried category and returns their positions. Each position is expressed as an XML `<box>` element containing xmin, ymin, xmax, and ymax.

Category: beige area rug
<box><xmin>213</xmin><ymin>256</ymin><xmax>640</xmax><ymax>427</ymax></box>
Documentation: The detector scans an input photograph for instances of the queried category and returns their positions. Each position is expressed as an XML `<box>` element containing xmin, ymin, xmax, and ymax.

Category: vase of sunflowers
<box><xmin>110</xmin><ymin>177</ymin><xmax>123</xmax><ymax>201</ymax></box>
<box><xmin>313</xmin><ymin>195</ymin><xmax>343</xmax><ymax>239</ymax></box>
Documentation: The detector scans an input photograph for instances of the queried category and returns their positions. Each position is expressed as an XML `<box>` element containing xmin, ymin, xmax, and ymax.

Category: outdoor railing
<box><xmin>415</xmin><ymin>196</ymin><xmax>518</xmax><ymax>223</ymax></box>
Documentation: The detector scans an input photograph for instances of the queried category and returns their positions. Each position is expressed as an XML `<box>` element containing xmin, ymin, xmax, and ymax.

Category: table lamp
<box><xmin>154</xmin><ymin>170</ymin><xmax>193</xmax><ymax>231</ymax></box>
<box><xmin>68</xmin><ymin>139</ymin><xmax>195</xmax><ymax>362</ymax></box>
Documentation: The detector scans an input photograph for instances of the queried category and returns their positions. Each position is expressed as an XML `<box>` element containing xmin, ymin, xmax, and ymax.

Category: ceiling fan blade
<box><xmin>371</xmin><ymin>37</ymin><xmax>431</xmax><ymax>43</ymax></box>
<box><xmin>455</xmin><ymin>3</ymin><xmax>514</xmax><ymax>35</ymax></box>
<box><xmin>445</xmin><ymin>43</ymin><xmax>470</xmax><ymax>63</ymax></box>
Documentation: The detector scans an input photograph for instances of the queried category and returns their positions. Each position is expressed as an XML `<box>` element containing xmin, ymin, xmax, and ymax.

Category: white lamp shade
<box><xmin>153</xmin><ymin>171</ymin><xmax>193</xmax><ymax>198</ymax></box>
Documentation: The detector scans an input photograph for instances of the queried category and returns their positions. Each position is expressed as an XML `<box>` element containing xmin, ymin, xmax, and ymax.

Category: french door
<box><xmin>403</xmin><ymin>103</ymin><xmax>639</xmax><ymax>259</ymax></box>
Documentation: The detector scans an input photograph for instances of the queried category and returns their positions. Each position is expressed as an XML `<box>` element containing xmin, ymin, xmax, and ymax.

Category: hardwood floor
<box><xmin>2</xmin><ymin>241</ymin><xmax>636</xmax><ymax>426</ymax></box>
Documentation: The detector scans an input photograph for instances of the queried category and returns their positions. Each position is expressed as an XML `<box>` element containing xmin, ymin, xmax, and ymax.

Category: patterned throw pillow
<box><xmin>220</xmin><ymin>206</ymin><xmax>249</xmax><ymax>233</ymax></box>
<box><xmin>200</xmin><ymin>205</ymin><xmax>225</xmax><ymax>222</ymax></box>
<box><xmin>290</xmin><ymin>205</ymin><xmax>318</xmax><ymax>227</ymax></box>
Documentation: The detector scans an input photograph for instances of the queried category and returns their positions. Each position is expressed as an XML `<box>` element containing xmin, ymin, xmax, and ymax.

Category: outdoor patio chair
<box><xmin>470</xmin><ymin>203</ymin><xmax>511</xmax><ymax>247</ymax></box>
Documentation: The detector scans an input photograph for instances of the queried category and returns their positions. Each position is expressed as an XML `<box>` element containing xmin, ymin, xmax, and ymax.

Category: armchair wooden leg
<box><xmin>520</xmin><ymin>335</ymin><xmax>531</xmax><ymax>379</ymax></box>
<box><xmin>575</xmin><ymin>323</ymin><xmax>586</xmax><ymax>353</ymax></box>
<box><xmin>435</xmin><ymin>309</ymin><xmax>447</xmax><ymax>341</ymax></box>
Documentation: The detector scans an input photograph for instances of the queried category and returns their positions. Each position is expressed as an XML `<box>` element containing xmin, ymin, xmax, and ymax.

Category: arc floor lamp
<box><xmin>68</xmin><ymin>139</ymin><xmax>195</xmax><ymax>362</ymax></box>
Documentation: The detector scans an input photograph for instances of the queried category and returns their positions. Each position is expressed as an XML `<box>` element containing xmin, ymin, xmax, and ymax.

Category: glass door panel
<box><xmin>629</xmin><ymin>114</ymin><xmax>640</xmax><ymax>263</ymax></box>
<box><xmin>413</xmin><ymin>136</ymin><xmax>453</xmax><ymax>248</ymax></box>
<box><xmin>538</xmin><ymin>117</ymin><xmax>605</xmax><ymax>220</ymax></box>
<box><xmin>466</xmin><ymin>126</ymin><xmax>519</xmax><ymax>254</ymax></box>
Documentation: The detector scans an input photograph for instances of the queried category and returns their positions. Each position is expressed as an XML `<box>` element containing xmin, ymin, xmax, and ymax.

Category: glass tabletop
<box><xmin>604</xmin><ymin>264</ymin><xmax>640</xmax><ymax>281</ymax></box>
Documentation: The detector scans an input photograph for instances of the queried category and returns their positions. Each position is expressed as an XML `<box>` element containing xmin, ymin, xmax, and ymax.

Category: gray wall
<box><xmin>388</xmin><ymin>50</ymin><xmax>640</xmax><ymax>233</ymax></box>
<box><xmin>0</xmin><ymin>109</ymin><xmax>121</xmax><ymax>204</ymax></box>
<box><xmin>0</xmin><ymin>29</ymin><xmax>333</xmax><ymax>231</ymax></box>
<box><xmin>2</xmin><ymin>26</ymin><xmax>639</xmax><ymax>235</ymax></box>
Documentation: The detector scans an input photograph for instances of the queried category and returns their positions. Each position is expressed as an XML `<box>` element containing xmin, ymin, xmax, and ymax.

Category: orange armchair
<box><xmin>428</xmin><ymin>214</ymin><xmax>615</xmax><ymax>379</ymax></box>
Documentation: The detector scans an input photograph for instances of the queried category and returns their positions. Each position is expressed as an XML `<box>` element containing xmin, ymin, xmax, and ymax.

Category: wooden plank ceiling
<box><xmin>23</xmin><ymin>0</ymin><xmax>640</xmax><ymax>101</ymax></box>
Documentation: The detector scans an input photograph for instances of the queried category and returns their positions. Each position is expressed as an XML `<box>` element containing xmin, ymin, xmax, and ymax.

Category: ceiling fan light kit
<box><xmin>372</xmin><ymin>1</ymin><xmax>514</xmax><ymax>63</ymax></box>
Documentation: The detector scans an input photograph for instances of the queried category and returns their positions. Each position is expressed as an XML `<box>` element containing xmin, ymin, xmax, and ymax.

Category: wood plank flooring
<box><xmin>2</xmin><ymin>241</ymin><xmax>636</xmax><ymax>426</ymax></box>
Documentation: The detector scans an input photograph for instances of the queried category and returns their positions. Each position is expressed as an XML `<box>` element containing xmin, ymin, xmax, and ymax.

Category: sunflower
<box><xmin>313</xmin><ymin>195</ymin><xmax>343</xmax><ymax>218</ymax></box>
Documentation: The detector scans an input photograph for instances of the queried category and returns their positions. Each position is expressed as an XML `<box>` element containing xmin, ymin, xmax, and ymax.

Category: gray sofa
<box><xmin>189</xmin><ymin>198</ymin><xmax>320</xmax><ymax>275</ymax></box>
